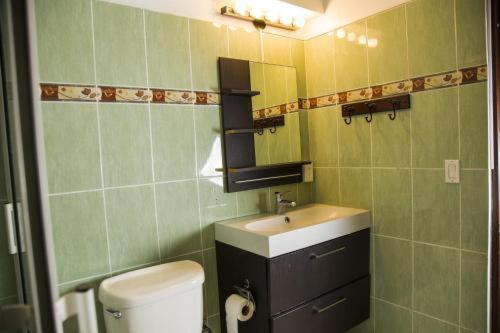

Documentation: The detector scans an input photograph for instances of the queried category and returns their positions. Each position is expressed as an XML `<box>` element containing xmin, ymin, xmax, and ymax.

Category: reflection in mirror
<box><xmin>249</xmin><ymin>62</ymin><xmax>302</xmax><ymax>166</ymax></box>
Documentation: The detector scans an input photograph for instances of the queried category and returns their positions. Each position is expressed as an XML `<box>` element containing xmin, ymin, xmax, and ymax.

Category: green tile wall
<box><xmin>35</xmin><ymin>1</ymin><xmax>309</xmax><ymax>332</ymax></box>
<box><xmin>305</xmin><ymin>1</ymin><xmax>488</xmax><ymax>333</ymax></box>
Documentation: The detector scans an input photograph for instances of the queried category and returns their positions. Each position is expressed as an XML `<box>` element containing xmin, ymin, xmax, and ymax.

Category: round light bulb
<box><xmin>292</xmin><ymin>17</ymin><xmax>305</xmax><ymax>28</ymax></box>
<box><xmin>279</xmin><ymin>15</ymin><xmax>293</xmax><ymax>26</ymax></box>
<box><xmin>336</xmin><ymin>28</ymin><xmax>346</xmax><ymax>39</ymax></box>
<box><xmin>234</xmin><ymin>1</ymin><xmax>247</xmax><ymax>16</ymax></box>
<box><xmin>249</xmin><ymin>7</ymin><xmax>263</xmax><ymax>19</ymax></box>
<box><xmin>347</xmin><ymin>32</ymin><xmax>357</xmax><ymax>42</ymax></box>
<box><xmin>367</xmin><ymin>38</ymin><xmax>378</xmax><ymax>48</ymax></box>
<box><xmin>265</xmin><ymin>11</ymin><xmax>279</xmax><ymax>23</ymax></box>
<box><xmin>358</xmin><ymin>35</ymin><xmax>367</xmax><ymax>45</ymax></box>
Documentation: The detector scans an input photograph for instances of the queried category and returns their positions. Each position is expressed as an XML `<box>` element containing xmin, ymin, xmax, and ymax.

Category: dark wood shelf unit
<box><xmin>218</xmin><ymin>57</ymin><xmax>308</xmax><ymax>192</ymax></box>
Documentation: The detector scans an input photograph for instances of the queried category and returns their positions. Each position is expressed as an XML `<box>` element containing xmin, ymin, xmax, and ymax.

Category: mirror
<box><xmin>249</xmin><ymin>62</ymin><xmax>304</xmax><ymax>166</ymax></box>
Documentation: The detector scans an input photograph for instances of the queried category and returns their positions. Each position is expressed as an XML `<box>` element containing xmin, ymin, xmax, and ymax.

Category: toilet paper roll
<box><xmin>225</xmin><ymin>294</ymin><xmax>255</xmax><ymax>333</ymax></box>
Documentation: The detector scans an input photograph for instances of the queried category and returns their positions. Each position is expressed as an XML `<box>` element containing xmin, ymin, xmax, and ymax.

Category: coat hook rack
<box><xmin>341</xmin><ymin>94</ymin><xmax>411</xmax><ymax>125</ymax></box>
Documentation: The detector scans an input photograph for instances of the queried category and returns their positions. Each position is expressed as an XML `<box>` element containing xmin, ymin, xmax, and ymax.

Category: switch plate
<box><xmin>302</xmin><ymin>163</ymin><xmax>314</xmax><ymax>182</ymax></box>
<box><xmin>445</xmin><ymin>160</ymin><xmax>460</xmax><ymax>183</ymax></box>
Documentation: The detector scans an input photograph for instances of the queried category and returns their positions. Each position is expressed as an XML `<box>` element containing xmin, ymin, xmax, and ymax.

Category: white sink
<box><xmin>215</xmin><ymin>204</ymin><xmax>370</xmax><ymax>258</ymax></box>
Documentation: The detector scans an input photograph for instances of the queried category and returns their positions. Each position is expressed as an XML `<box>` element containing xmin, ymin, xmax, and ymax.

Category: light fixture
<box><xmin>336</xmin><ymin>28</ymin><xmax>346</xmax><ymax>39</ymax></box>
<box><xmin>293</xmin><ymin>17</ymin><xmax>305</xmax><ymax>28</ymax></box>
<box><xmin>358</xmin><ymin>35</ymin><xmax>367</xmax><ymax>45</ymax></box>
<box><xmin>347</xmin><ymin>32</ymin><xmax>357</xmax><ymax>42</ymax></box>
<box><xmin>212</xmin><ymin>22</ymin><xmax>223</xmax><ymax>28</ymax></box>
<box><xmin>368</xmin><ymin>38</ymin><xmax>378</xmax><ymax>48</ymax></box>
<box><xmin>220</xmin><ymin>4</ymin><xmax>311</xmax><ymax>31</ymax></box>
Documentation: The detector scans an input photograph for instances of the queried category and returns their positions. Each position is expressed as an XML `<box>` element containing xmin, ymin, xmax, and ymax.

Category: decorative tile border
<box><xmin>300</xmin><ymin>64</ymin><xmax>487</xmax><ymax>111</ymax></box>
<box><xmin>39</xmin><ymin>83</ymin><xmax>220</xmax><ymax>105</ymax></box>
<box><xmin>39</xmin><ymin>65</ymin><xmax>486</xmax><ymax>116</ymax></box>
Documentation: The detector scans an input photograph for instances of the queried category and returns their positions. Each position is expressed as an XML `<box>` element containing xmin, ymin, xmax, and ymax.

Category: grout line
<box><xmin>57</xmin><ymin>271</ymin><xmax>111</xmax><ymax>288</ymax></box>
<box><xmin>111</xmin><ymin>260</ymin><xmax>161</xmax><ymax>276</ymax></box>
<box><xmin>187</xmin><ymin>18</ymin><xmax>209</xmax><ymax>318</ymax></box>
<box><xmin>89</xmin><ymin>0</ymin><xmax>112</xmax><ymax>278</ymax></box>
<box><xmin>142</xmin><ymin>9</ymin><xmax>162</xmax><ymax>262</ymax></box>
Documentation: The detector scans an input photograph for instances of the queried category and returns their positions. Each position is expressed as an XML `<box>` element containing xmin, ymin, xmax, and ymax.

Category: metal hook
<box><xmin>269</xmin><ymin>125</ymin><xmax>277</xmax><ymax>134</ymax></box>
<box><xmin>388</xmin><ymin>99</ymin><xmax>400</xmax><ymax>120</ymax></box>
<box><xmin>343</xmin><ymin>107</ymin><xmax>353</xmax><ymax>125</ymax></box>
<box><xmin>365</xmin><ymin>103</ymin><xmax>375</xmax><ymax>123</ymax></box>
<box><xmin>256</xmin><ymin>128</ymin><xmax>264</xmax><ymax>135</ymax></box>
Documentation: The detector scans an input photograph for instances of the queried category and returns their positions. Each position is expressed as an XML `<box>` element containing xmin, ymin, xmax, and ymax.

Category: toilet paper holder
<box><xmin>234</xmin><ymin>279</ymin><xmax>256</xmax><ymax>312</ymax></box>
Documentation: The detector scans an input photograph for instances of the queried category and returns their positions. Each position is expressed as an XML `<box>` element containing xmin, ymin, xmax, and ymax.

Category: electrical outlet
<box><xmin>445</xmin><ymin>160</ymin><xmax>460</xmax><ymax>183</ymax></box>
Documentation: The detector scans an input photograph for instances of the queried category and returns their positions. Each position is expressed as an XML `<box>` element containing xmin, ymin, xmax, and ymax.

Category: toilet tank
<box><xmin>99</xmin><ymin>260</ymin><xmax>205</xmax><ymax>333</ymax></box>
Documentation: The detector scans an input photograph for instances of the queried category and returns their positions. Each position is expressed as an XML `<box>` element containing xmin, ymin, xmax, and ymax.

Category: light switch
<box><xmin>445</xmin><ymin>160</ymin><xmax>460</xmax><ymax>183</ymax></box>
<box><xmin>302</xmin><ymin>163</ymin><xmax>314</xmax><ymax>182</ymax></box>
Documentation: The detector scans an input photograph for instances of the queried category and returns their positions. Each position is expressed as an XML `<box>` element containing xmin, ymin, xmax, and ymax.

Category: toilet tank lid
<box><xmin>98</xmin><ymin>260</ymin><xmax>205</xmax><ymax>309</ymax></box>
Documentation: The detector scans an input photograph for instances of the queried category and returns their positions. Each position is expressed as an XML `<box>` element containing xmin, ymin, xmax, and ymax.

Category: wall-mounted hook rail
<box><xmin>341</xmin><ymin>94</ymin><xmax>410</xmax><ymax>124</ymax></box>
<box><xmin>253</xmin><ymin>115</ymin><xmax>284</xmax><ymax>134</ymax></box>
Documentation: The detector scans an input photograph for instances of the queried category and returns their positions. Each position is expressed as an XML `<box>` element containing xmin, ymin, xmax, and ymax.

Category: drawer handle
<box><xmin>309</xmin><ymin>246</ymin><xmax>346</xmax><ymax>260</ymax></box>
<box><xmin>312</xmin><ymin>297</ymin><xmax>347</xmax><ymax>314</ymax></box>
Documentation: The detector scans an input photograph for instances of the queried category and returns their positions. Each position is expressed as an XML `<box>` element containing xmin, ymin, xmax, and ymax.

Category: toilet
<box><xmin>99</xmin><ymin>260</ymin><xmax>205</xmax><ymax>333</ymax></box>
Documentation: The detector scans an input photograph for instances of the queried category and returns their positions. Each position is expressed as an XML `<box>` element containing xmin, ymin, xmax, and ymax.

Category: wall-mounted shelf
<box><xmin>341</xmin><ymin>94</ymin><xmax>410</xmax><ymax>124</ymax></box>
<box><xmin>218</xmin><ymin>57</ymin><xmax>308</xmax><ymax>192</ymax></box>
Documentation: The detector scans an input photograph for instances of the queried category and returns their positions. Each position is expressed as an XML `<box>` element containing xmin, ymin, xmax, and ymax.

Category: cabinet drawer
<box><xmin>271</xmin><ymin>276</ymin><xmax>370</xmax><ymax>333</ymax></box>
<box><xmin>268</xmin><ymin>229</ymin><xmax>369</xmax><ymax>314</ymax></box>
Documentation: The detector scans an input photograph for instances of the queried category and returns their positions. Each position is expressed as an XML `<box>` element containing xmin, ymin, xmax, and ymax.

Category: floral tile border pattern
<box><xmin>299</xmin><ymin>64</ymin><xmax>487</xmax><ymax>111</ymax></box>
<box><xmin>39</xmin><ymin>65</ymin><xmax>486</xmax><ymax>116</ymax></box>
<box><xmin>39</xmin><ymin>84</ymin><xmax>220</xmax><ymax>105</ymax></box>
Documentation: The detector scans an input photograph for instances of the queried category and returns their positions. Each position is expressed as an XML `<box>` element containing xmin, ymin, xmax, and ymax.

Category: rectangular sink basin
<box><xmin>215</xmin><ymin>204</ymin><xmax>370</xmax><ymax>258</ymax></box>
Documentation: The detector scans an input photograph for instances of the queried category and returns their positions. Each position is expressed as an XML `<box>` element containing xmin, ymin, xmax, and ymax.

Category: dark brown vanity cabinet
<box><xmin>216</xmin><ymin>229</ymin><xmax>371</xmax><ymax>333</ymax></box>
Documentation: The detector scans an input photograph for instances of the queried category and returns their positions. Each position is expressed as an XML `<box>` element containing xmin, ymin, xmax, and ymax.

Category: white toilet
<box><xmin>99</xmin><ymin>260</ymin><xmax>205</xmax><ymax>333</ymax></box>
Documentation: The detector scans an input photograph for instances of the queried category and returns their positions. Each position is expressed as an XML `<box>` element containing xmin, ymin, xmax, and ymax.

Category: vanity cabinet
<box><xmin>216</xmin><ymin>228</ymin><xmax>370</xmax><ymax>333</ymax></box>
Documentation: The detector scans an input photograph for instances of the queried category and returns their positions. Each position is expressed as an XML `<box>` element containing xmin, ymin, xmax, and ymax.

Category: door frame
<box><xmin>489</xmin><ymin>0</ymin><xmax>500</xmax><ymax>331</ymax></box>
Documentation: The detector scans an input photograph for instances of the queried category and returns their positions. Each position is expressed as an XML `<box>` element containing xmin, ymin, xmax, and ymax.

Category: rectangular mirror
<box><xmin>249</xmin><ymin>62</ymin><xmax>303</xmax><ymax>166</ymax></box>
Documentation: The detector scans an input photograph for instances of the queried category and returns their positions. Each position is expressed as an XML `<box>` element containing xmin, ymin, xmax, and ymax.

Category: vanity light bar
<box><xmin>220</xmin><ymin>6</ymin><xmax>298</xmax><ymax>31</ymax></box>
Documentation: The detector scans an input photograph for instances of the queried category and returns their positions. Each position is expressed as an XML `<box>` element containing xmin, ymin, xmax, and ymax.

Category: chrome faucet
<box><xmin>275</xmin><ymin>191</ymin><xmax>296</xmax><ymax>215</ymax></box>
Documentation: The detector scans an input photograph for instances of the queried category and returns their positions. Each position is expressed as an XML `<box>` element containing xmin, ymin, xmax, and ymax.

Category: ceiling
<box><xmin>103</xmin><ymin>0</ymin><xmax>410</xmax><ymax>39</ymax></box>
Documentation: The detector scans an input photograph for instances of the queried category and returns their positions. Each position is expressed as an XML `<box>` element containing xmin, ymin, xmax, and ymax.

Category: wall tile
<box><xmin>371</xmin><ymin>110</ymin><xmax>411</xmax><ymax>168</ymax></box>
<box><xmin>156</xmin><ymin>180</ymin><xmax>201</xmax><ymax>258</ymax></box>
<box><xmin>297</xmin><ymin>182</ymin><xmax>313</xmax><ymax>205</ymax></box>
<box><xmin>411</xmin><ymin>87</ymin><xmax>459</xmax><ymax>168</ymax></box>
<box><xmin>460</xmin><ymin>251</ymin><xmax>487</xmax><ymax>332</ymax></box>
<box><xmin>308</xmin><ymin>107</ymin><xmax>338</xmax><ymax>167</ymax></box>
<box><xmin>35</xmin><ymin>0</ymin><xmax>95</xmax><ymax>83</ymax></box>
<box><xmin>204</xmin><ymin>248</ymin><xmax>219</xmax><ymax>316</ymax></box>
<box><xmin>262</xmin><ymin>33</ymin><xmax>291</xmax><ymax>66</ymax></box>
<box><xmin>339</xmin><ymin>168</ymin><xmax>372</xmax><ymax>210</ymax></box>
<box><xmin>0</xmin><ymin>213</ymin><xmax>18</xmax><ymax>298</ymax></box>
<box><xmin>461</xmin><ymin>170</ymin><xmax>488</xmax><ymax>253</ymax></box>
<box><xmin>105</xmin><ymin>185</ymin><xmax>159</xmax><ymax>271</ymax></box>
<box><xmin>335</xmin><ymin>21</ymin><xmax>369</xmax><ymax>92</ymax></box>
<box><xmin>189</xmin><ymin>20</ymin><xmax>228</xmax><ymax>91</ymax></box>
<box><xmin>236</xmin><ymin>188</ymin><xmax>270</xmax><ymax>217</ymax></box>
<box><xmin>374</xmin><ymin>300</ymin><xmax>412</xmax><ymax>333</ymax></box>
<box><xmin>254</xmin><ymin>131</ymin><xmax>270</xmax><ymax>166</ymax></box>
<box><xmin>373</xmin><ymin>169</ymin><xmax>412</xmax><ymax>239</ymax></box>
<box><xmin>299</xmin><ymin>110</ymin><xmax>310</xmax><ymax>160</ymax></box>
<box><xmin>339</xmin><ymin>114</ymin><xmax>371</xmax><ymax>167</ymax></box>
<box><xmin>414</xmin><ymin>243</ymin><xmax>459</xmax><ymax>323</ymax></box>
<box><xmin>250</xmin><ymin>62</ymin><xmax>266</xmax><ymax>111</ymax></box>
<box><xmin>313</xmin><ymin>167</ymin><xmax>339</xmax><ymax>205</ymax></box>
<box><xmin>291</xmin><ymin>39</ymin><xmax>307</xmax><ymax>98</ymax></box>
<box><xmin>367</xmin><ymin>6</ymin><xmax>408</xmax><ymax>85</ymax></box>
<box><xmin>264</xmin><ymin>64</ymin><xmax>287</xmax><ymax>107</ymax></box>
<box><xmin>268</xmin><ymin>120</ymin><xmax>293</xmax><ymax>164</ymax></box>
<box><xmin>194</xmin><ymin>106</ymin><xmax>223</xmax><ymax>178</ymax></box>
<box><xmin>286</xmin><ymin>67</ymin><xmax>298</xmax><ymax>103</ymax></box>
<box><xmin>42</xmin><ymin>102</ymin><xmax>101</xmax><ymax>193</ymax></box>
<box><xmin>207</xmin><ymin>314</ymin><xmax>221</xmax><ymax>333</ymax></box>
<box><xmin>228</xmin><ymin>28</ymin><xmax>261</xmax><ymax>62</ymax></box>
<box><xmin>374</xmin><ymin>236</ymin><xmax>412</xmax><ymax>307</ymax></box>
<box><xmin>93</xmin><ymin>1</ymin><xmax>147</xmax><ymax>86</ymax></box>
<box><xmin>288</xmin><ymin>113</ymin><xmax>302</xmax><ymax>161</ymax></box>
<box><xmin>305</xmin><ymin>33</ymin><xmax>335</xmax><ymax>97</ymax></box>
<box><xmin>413</xmin><ymin>312</ymin><xmax>459</xmax><ymax>333</ymax></box>
<box><xmin>460</xmin><ymin>82</ymin><xmax>488</xmax><ymax>169</ymax></box>
<box><xmin>413</xmin><ymin>169</ymin><xmax>460</xmax><ymax>247</ymax></box>
<box><xmin>406</xmin><ymin>0</ymin><xmax>456</xmax><ymax>77</ymax></box>
<box><xmin>151</xmin><ymin>105</ymin><xmax>196</xmax><ymax>181</ymax></box>
<box><xmin>99</xmin><ymin>104</ymin><xmax>152</xmax><ymax>186</ymax></box>
<box><xmin>456</xmin><ymin>0</ymin><xmax>486</xmax><ymax>68</ymax></box>
<box><xmin>145</xmin><ymin>11</ymin><xmax>191</xmax><ymax>89</ymax></box>
<box><xmin>50</xmin><ymin>192</ymin><xmax>109</xmax><ymax>283</ymax></box>
<box><xmin>198</xmin><ymin>177</ymin><xmax>237</xmax><ymax>249</ymax></box>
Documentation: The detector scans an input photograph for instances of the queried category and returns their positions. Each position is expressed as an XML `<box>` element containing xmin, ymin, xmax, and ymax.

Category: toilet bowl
<box><xmin>99</xmin><ymin>260</ymin><xmax>205</xmax><ymax>333</ymax></box>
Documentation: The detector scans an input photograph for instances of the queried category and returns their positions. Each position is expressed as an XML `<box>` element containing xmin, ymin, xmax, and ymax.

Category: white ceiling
<box><xmin>103</xmin><ymin>0</ymin><xmax>411</xmax><ymax>39</ymax></box>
